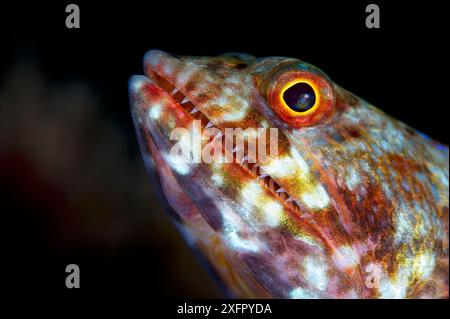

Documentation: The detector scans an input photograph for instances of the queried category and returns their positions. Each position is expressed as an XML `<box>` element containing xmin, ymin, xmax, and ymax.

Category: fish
<box><xmin>128</xmin><ymin>50</ymin><xmax>449</xmax><ymax>298</ymax></box>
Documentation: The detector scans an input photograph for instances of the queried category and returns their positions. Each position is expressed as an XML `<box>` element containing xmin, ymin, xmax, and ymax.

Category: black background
<box><xmin>1</xmin><ymin>0</ymin><xmax>448</xmax><ymax>309</ymax></box>
<box><xmin>3</xmin><ymin>1</ymin><xmax>448</xmax><ymax>143</ymax></box>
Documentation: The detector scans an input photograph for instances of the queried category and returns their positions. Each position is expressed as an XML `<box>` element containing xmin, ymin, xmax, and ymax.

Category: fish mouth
<box><xmin>130</xmin><ymin>53</ymin><xmax>303</xmax><ymax>214</ymax></box>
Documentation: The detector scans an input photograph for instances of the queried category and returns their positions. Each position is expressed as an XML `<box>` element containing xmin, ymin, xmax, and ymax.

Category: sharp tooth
<box><xmin>286</xmin><ymin>197</ymin><xmax>295</xmax><ymax>202</ymax></box>
<box><xmin>258</xmin><ymin>173</ymin><xmax>268</xmax><ymax>179</ymax></box>
<box><xmin>181</xmin><ymin>97</ymin><xmax>189</xmax><ymax>104</ymax></box>
<box><xmin>171</xmin><ymin>87</ymin><xmax>179</xmax><ymax>95</ymax></box>
<box><xmin>276</xmin><ymin>188</ymin><xmax>286</xmax><ymax>193</ymax></box>
<box><xmin>190</xmin><ymin>107</ymin><xmax>199</xmax><ymax>114</ymax></box>
<box><xmin>205</xmin><ymin>121</ymin><xmax>214</xmax><ymax>129</ymax></box>
<box><xmin>232</xmin><ymin>146</ymin><xmax>240</xmax><ymax>153</ymax></box>
<box><xmin>241</xmin><ymin>156</ymin><xmax>249</xmax><ymax>163</ymax></box>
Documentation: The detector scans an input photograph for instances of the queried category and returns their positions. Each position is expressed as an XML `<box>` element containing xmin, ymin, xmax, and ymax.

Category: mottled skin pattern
<box><xmin>129</xmin><ymin>51</ymin><xmax>449</xmax><ymax>298</ymax></box>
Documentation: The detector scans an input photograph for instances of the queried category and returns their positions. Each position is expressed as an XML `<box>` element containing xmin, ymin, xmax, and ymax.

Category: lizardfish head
<box><xmin>129</xmin><ymin>51</ymin><xmax>449</xmax><ymax>298</ymax></box>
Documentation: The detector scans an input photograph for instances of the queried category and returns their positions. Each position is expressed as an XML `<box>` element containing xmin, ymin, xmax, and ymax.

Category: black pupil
<box><xmin>282</xmin><ymin>82</ymin><xmax>316</xmax><ymax>112</ymax></box>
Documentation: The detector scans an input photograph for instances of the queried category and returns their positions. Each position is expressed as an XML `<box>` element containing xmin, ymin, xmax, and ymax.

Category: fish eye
<box><xmin>282</xmin><ymin>82</ymin><xmax>317</xmax><ymax>113</ymax></box>
<box><xmin>264</xmin><ymin>63</ymin><xmax>335</xmax><ymax>127</ymax></box>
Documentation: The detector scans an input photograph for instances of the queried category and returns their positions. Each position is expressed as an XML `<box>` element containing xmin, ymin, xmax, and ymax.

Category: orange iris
<box><xmin>267</xmin><ymin>69</ymin><xmax>335</xmax><ymax>127</ymax></box>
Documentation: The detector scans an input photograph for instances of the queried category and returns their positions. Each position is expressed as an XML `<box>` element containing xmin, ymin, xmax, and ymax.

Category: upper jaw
<box><xmin>143</xmin><ymin>50</ymin><xmax>197</xmax><ymax>97</ymax></box>
<box><xmin>143</xmin><ymin>50</ymin><xmax>178</xmax><ymax>79</ymax></box>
